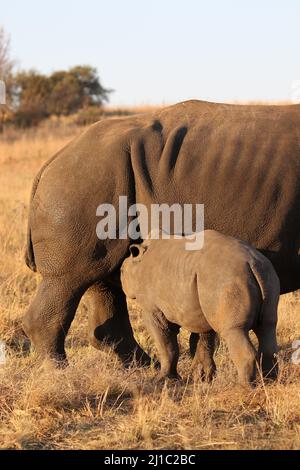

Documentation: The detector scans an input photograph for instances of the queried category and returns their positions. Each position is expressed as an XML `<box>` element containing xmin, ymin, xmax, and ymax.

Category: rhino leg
<box><xmin>189</xmin><ymin>332</ymin><xmax>199</xmax><ymax>358</ymax></box>
<box><xmin>87</xmin><ymin>281</ymin><xmax>151</xmax><ymax>367</ymax></box>
<box><xmin>142</xmin><ymin>309</ymin><xmax>180</xmax><ymax>380</ymax></box>
<box><xmin>222</xmin><ymin>328</ymin><xmax>257</xmax><ymax>386</ymax></box>
<box><xmin>22</xmin><ymin>277</ymin><xmax>86</xmax><ymax>364</ymax></box>
<box><xmin>254</xmin><ymin>322</ymin><xmax>278</xmax><ymax>381</ymax></box>
<box><xmin>191</xmin><ymin>331</ymin><xmax>216</xmax><ymax>382</ymax></box>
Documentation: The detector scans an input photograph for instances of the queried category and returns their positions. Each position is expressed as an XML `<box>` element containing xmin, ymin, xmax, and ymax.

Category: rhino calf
<box><xmin>121</xmin><ymin>230</ymin><xmax>280</xmax><ymax>386</ymax></box>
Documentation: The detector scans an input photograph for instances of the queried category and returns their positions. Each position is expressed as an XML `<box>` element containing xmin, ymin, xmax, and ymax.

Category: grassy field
<box><xmin>0</xmin><ymin>115</ymin><xmax>299</xmax><ymax>450</ymax></box>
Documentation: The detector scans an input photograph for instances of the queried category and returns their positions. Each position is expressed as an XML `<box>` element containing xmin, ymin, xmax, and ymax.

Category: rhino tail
<box><xmin>24</xmin><ymin>164</ymin><xmax>46</xmax><ymax>273</ymax></box>
<box><xmin>247</xmin><ymin>259</ymin><xmax>280</xmax><ymax>328</ymax></box>
<box><xmin>25</xmin><ymin>184</ymin><xmax>37</xmax><ymax>272</ymax></box>
<box><xmin>25</xmin><ymin>225</ymin><xmax>36</xmax><ymax>272</ymax></box>
<box><xmin>248</xmin><ymin>260</ymin><xmax>268</xmax><ymax>303</ymax></box>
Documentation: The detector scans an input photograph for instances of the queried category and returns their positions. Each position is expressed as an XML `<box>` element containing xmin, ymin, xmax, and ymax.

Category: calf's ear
<box><xmin>129</xmin><ymin>244</ymin><xmax>146</xmax><ymax>258</ymax></box>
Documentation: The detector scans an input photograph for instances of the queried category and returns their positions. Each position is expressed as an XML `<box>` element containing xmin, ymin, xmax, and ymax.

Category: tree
<box><xmin>11</xmin><ymin>65</ymin><xmax>112</xmax><ymax>125</ymax></box>
<box><xmin>48</xmin><ymin>70</ymin><xmax>82</xmax><ymax>115</ymax></box>
<box><xmin>0</xmin><ymin>27</ymin><xmax>14</xmax><ymax>130</ymax></box>
<box><xmin>69</xmin><ymin>66</ymin><xmax>111</xmax><ymax>105</ymax></box>
<box><xmin>12</xmin><ymin>70</ymin><xmax>51</xmax><ymax>126</ymax></box>
<box><xmin>48</xmin><ymin>66</ymin><xmax>111</xmax><ymax>116</ymax></box>
<box><xmin>0</xmin><ymin>26</ymin><xmax>14</xmax><ymax>81</ymax></box>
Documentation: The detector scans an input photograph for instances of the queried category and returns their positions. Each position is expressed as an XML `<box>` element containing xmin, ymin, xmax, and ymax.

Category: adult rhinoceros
<box><xmin>23</xmin><ymin>100</ymin><xmax>300</xmax><ymax>365</ymax></box>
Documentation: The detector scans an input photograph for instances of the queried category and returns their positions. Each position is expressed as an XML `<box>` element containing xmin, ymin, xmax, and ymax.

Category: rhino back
<box><xmin>129</xmin><ymin>101</ymin><xmax>300</xmax><ymax>291</ymax></box>
<box><xmin>28</xmin><ymin>100</ymin><xmax>300</xmax><ymax>289</ymax></box>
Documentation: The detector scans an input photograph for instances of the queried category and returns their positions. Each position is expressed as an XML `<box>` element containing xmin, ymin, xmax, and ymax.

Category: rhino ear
<box><xmin>147</xmin><ymin>228</ymin><xmax>162</xmax><ymax>240</ymax></box>
<box><xmin>129</xmin><ymin>244</ymin><xmax>145</xmax><ymax>258</ymax></box>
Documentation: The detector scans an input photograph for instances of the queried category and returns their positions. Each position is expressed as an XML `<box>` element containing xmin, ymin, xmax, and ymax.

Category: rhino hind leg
<box><xmin>254</xmin><ymin>289</ymin><xmax>279</xmax><ymax>381</ymax></box>
<box><xmin>142</xmin><ymin>309</ymin><xmax>180</xmax><ymax>381</ymax></box>
<box><xmin>222</xmin><ymin>328</ymin><xmax>257</xmax><ymax>386</ymax></box>
<box><xmin>22</xmin><ymin>277</ymin><xmax>86</xmax><ymax>364</ymax></box>
<box><xmin>254</xmin><ymin>316</ymin><xmax>279</xmax><ymax>381</ymax></box>
<box><xmin>191</xmin><ymin>331</ymin><xmax>216</xmax><ymax>382</ymax></box>
<box><xmin>87</xmin><ymin>281</ymin><xmax>151</xmax><ymax>368</ymax></box>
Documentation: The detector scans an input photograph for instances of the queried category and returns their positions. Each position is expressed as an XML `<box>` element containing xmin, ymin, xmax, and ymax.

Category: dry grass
<box><xmin>0</xmin><ymin>116</ymin><xmax>299</xmax><ymax>450</ymax></box>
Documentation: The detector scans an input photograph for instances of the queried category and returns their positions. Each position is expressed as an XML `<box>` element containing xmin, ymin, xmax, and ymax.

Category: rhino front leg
<box><xmin>87</xmin><ymin>281</ymin><xmax>151</xmax><ymax>367</ymax></box>
<box><xmin>191</xmin><ymin>331</ymin><xmax>216</xmax><ymax>382</ymax></box>
<box><xmin>22</xmin><ymin>276</ymin><xmax>86</xmax><ymax>364</ymax></box>
<box><xmin>189</xmin><ymin>332</ymin><xmax>199</xmax><ymax>358</ymax></box>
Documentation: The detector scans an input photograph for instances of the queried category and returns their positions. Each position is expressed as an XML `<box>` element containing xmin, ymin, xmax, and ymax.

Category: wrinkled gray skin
<box><xmin>121</xmin><ymin>231</ymin><xmax>280</xmax><ymax>385</ymax></box>
<box><xmin>23</xmin><ymin>100</ymin><xmax>300</xmax><ymax>366</ymax></box>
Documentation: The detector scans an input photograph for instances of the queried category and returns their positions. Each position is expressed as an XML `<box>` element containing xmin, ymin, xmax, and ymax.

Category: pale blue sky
<box><xmin>1</xmin><ymin>0</ymin><xmax>300</xmax><ymax>105</ymax></box>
